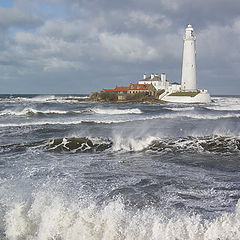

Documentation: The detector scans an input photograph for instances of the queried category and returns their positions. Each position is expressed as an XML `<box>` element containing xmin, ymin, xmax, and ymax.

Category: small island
<box><xmin>92</xmin><ymin>24</ymin><xmax>211</xmax><ymax>104</ymax></box>
<box><xmin>90</xmin><ymin>82</ymin><xmax>165</xmax><ymax>103</ymax></box>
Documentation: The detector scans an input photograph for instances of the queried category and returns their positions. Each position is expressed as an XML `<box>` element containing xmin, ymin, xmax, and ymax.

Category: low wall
<box><xmin>162</xmin><ymin>92</ymin><xmax>211</xmax><ymax>104</ymax></box>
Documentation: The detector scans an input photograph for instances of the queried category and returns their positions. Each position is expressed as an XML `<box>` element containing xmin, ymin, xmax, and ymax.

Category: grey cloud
<box><xmin>0</xmin><ymin>7</ymin><xmax>42</xmax><ymax>29</ymax></box>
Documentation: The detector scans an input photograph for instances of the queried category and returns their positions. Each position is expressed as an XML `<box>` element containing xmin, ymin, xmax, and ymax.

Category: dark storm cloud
<box><xmin>0</xmin><ymin>0</ymin><xmax>239</xmax><ymax>94</ymax></box>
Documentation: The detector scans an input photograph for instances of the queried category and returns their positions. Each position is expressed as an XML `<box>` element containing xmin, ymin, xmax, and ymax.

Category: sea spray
<box><xmin>92</xmin><ymin>108</ymin><xmax>142</xmax><ymax>115</ymax></box>
<box><xmin>112</xmin><ymin>135</ymin><xmax>158</xmax><ymax>152</ymax></box>
<box><xmin>4</xmin><ymin>192</ymin><xmax>240</xmax><ymax>240</ymax></box>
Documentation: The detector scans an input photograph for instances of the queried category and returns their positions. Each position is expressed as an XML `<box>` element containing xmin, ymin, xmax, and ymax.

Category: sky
<box><xmin>0</xmin><ymin>0</ymin><xmax>240</xmax><ymax>94</ymax></box>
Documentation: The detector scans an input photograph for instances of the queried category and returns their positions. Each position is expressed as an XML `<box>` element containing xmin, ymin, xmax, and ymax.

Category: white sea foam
<box><xmin>163</xmin><ymin>107</ymin><xmax>195</xmax><ymax>111</ymax></box>
<box><xmin>112</xmin><ymin>135</ymin><xmax>158</xmax><ymax>152</ymax></box>
<box><xmin>212</xmin><ymin>97</ymin><xmax>240</xmax><ymax>105</ymax></box>
<box><xmin>208</xmin><ymin>97</ymin><xmax>240</xmax><ymax>111</ymax></box>
<box><xmin>13</xmin><ymin>95</ymin><xmax>57</xmax><ymax>102</ymax></box>
<box><xmin>0</xmin><ymin>108</ymin><xmax>68</xmax><ymax>116</ymax></box>
<box><xmin>111</xmin><ymin>134</ymin><xmax>240</xmax><ymax>153</ymax></box>
<box><xmin>92</xmin><ymin>108</ymin><xmax>142</xmax><ymax>115</ymax></box>
<box><xmin>0</xmin><ymin>111</ymin><xmax>239</xmax><ymax>128</ymax></box>
<box><xmin>5</xmin><ymin>192</ymin><xmax>240</xmax><ymax>240</ymax></box>
<box><xmin>0</xmin><ymin>107</ymin><xmax>142</xmax><ymax>116</ymax></box>
<box><xmin>0</xmin><ymin>120</ymin><xmax>84</xmax><ymax>128</ymax></box>
<box><xmin>206</xmin><ymin>105</ymin><xmax>240</xmax><ymax>111</ymax></box>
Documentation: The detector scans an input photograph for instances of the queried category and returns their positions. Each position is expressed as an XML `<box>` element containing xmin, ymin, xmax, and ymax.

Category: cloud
<box><xmin>13</xmin><ymin>31</ymin><xmax>85</xmax><ymax>71</ymax></box>
<box><xmin>0</xmin><ymin>7</ymin><xmax>41</xmax><ymax>29</ymax></box>
<box><xmin>99</xmin><ymin>32</ymin><xmax>158</xmax><ymax>62</ymax></box>
<box><xmin>127</xmin><ymin>11</ymin><xmax>172</xmax><ymax>30</ymax></box>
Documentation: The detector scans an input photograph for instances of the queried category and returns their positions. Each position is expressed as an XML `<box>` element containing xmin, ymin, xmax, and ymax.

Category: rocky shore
<box><xmin>64</xmin><ymin>92</ymin><xmax>165</xmax><ymax>103</ymax></box>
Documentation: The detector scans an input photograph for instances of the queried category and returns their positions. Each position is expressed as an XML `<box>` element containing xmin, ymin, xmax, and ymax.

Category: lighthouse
<box><xmin>181</xmin><ymin>24</ymin><xmax>197</xmax><ymax>91</ymax></box>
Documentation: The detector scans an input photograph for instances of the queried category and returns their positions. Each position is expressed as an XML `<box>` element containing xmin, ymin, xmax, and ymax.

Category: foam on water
<box><xmin>112</xmin><ymin>135</ymin><xmax>158</xmax><ymax>152</ymax></box>
<box><xmin>163</xmin><ymin>106</ymin><xmax>195</xmax><ymax>111</ymax></box>
<box><xmin>208</xmin><ymin>97</ymin><xmax>240</xmax><ymax>111</ymax></box>
<box><xmin>1</xmin><ymin>135</ymin><xmax>239</xmax><ymax>155</ymax></box>
<box><xmin>206</xmin><ymin>105</ymin><xmax>240</xmax><ymax>111</ymax></box>
<box><xmin>4</xmin><ymin>192</ymin><xmax>240</xmax><ymax>240</ymax></box>
<box><xmin>0</xmin><ymin>108</ymin><xmax>68</xmax><ymax>116</ymax></box>
<box><xmin>0</xmin><ymin>111</ymin><xmax>239</xmax><ymax>128</ymax></box>
<box><xmin>110</xmin><ymin>134</ymin><xmax>240</xmax><ymax>154</ymax></box>
<box><xmin>212</xmin><ymin>97</ymin><xmax>240</xmax><ymax>105</ymax></box>
<box><xmin>0</xmin><ymin>107</ymin><xmax>141</xmax><ymax>117</ymax></box>
<box><xmin>92</xmin><ymin>108</ymin><xmax>142</xmax><ymax>115</ymax></box>
<box><xmin>12</xmin><ymin>95</ymin><xmax>57</xmax><ymax>102</ymax></box>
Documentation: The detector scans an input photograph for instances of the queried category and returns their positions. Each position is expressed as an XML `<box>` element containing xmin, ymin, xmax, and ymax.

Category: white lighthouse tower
<box><xmin>181</xmin><ymin>24</ymin><xmax>197</xmax><ymax>91</ymax></box>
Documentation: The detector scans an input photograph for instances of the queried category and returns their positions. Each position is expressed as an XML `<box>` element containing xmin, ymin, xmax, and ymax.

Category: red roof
<box><xmin>129</xmin><ymin>83</ymin><xmax>151</xmax><ymax>90</ymax></box>
<box><xmin>102</xmin><ymin>86</ymin><xmax>129</xmax><ymax>92</ymax></box>
<box><xmin>114</xmin><ymin>86</ymin><xmax>129</xmax><ymax>92</ymax></box>
<box><xmin>102</xmin><ymin>83</ymin><xmax>152</xmax><ymax>92</ymax></box>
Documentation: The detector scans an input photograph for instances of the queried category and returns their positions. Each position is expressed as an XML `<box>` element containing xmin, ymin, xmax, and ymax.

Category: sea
<box><xmin>0</xmin><ymin>94</ymin><xmax>240</xmax><ymax>240</ymax></box>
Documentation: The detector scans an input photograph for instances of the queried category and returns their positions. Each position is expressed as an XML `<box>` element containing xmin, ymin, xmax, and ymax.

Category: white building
<box><xmin>181</xmin><ymin>24</ymin><xmax>197</xmax><ymax>91</ymax></box>
<box><xmin>138</xmin><ymin>73</ymin><xmax>180</xmax><ymax>93</ymax></box>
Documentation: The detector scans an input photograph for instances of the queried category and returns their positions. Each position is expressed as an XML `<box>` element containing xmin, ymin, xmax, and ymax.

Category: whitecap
<box><xmin>5</xmin><ymin>193</ymin><xmax>240</xmax><ymax>240</ymax></box>
<box><xmin>91</xmin><ymin>108</ymin><xmax>142</xmax><ymax>115</ymax></box>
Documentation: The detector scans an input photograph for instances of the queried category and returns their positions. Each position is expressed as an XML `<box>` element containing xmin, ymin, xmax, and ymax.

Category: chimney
<box><xmin>161</xmin><ymin>73</ymin><xmax>166</xmax><ymax>82</ymax></box>
<box><xmin>150</xmin><ymin>73</ymin><xmax>154</xmax><ymax>79</ymax></box>
<box><xmin>143</xmin><ymin>73</ymin><xmax>146</xmax><ymax>79</ymax></box>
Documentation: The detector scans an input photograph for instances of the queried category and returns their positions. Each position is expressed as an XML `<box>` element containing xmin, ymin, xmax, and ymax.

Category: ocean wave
<box><xmin>83</xmin><ymin>112</ymin><xmax>240</xmax><ymax>122</ymax></box>
<box><xmin>0</xmin><ymin>120</ymin><xmax>86</xmax><ymax>128</ymax></box>
<box><xmin>13</xmin><ymin>95</ymin><xmax>57</xmax><ymax>102</ymax></box>
<box><xmin>1</xmin><ymin>135</ymin><xmax>239</xmax><ymax>155</ymax></box>
<box><xmin>0</xmin><ymin>107</ymin><xmax>142</xmax><ymax>117</ymax></box>
<box><xmin>112</xmin><ymin>136</ymin><xmax>157</xmax><ymax>152</ymax></box>
<box><xmin>0</xmin><ymin>137</ymin><xmax>112</xmax><ymax>154</ymax></box>
<box><xmin>209</xmin><ymin>97</ymin><xmax>240</xmax><ymax>111</ymax></box>
<box><xmin>4</xmin><ymin>193</ymin><xmax>240</xmax><ymax>240</ymax></box>
<box><xmin>212</xmin><ymin>97</ymin><xmax>240</xmax><ymax>105</ymax></box>
<box><xmin>206</xmin><ymin>105</ymin><xmax>240</xmax><ymax>111</ymax></box>
<box><xmin>0</xmin><ymin>110</ymin><xmax>239</xmax><ymax>128</ymax></box>
<box><xmin>149</xmin><ymin>135</ymin><xmax>240</xmax><ymax>154</ymax></box>
<box><xmin>112</xmin><ymin>135</ymin><xmax>240</xmax><ymax>154</ymax></box>
<box><xmin>0</xmin><ymin>108</ymin><xmax>69</xmax><ymax>116</ymax></box>
<box><xmin>44</xmin><ymin>137</ymin><xmax>112</xmax><ymax>153</ymax></box>
<box><xmin>91</xmin><ymin>108</ymin><xmax>142</xmax><ymax>115</ymax></box>
<box><xmin>163</xmin><ymin>107</ymin><xmax>195</xmax><ymax>111</ymax></box>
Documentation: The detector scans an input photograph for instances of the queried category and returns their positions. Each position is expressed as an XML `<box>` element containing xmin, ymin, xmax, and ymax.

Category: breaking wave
<box><xmin>10</xmin><ymin>95</ymin><xmax>57</xmax><ymax>102</ymax></box>
<box><xmin>112</xmin><ymin>135</ymin><xmax>240</xmax><ymax>154</ymax></box>
<box><xmin>206</xmin><ymin>105</ymin><xmax>240</xmax><ymax>111</ymax></box>
<box><xmin>44</xmin><ymin>137</ymin><xmax>112</xmax><ymax>153</ymax></box>
<box><xmin>163</xmin><ymin>107</ymin><xmax>195</xmax><ymax>111</ymax></box>
<box><xmin>0</xmin><ymin>137</ymin><xmax>112</xmax><ymax>154</ymax></box>
<box><xmin>4</xmin><ymin>192</ymin><xmax>240</xmax><ymax>240</ymax></box>
<box><xmin>148</xmin><ymin>135</ymin><xmax>240</xmax><ymax>154</ymax></box>
<box><xmin>0</xmin><ymin>111</ymin><xmax>239</xmax><ymax>128</ymax></box>
<box><xmin>0</xmin><ymin>107</ymin><xmax>142</xmax><ymax>117</ymax></box>
<box><xmin>0</xmin><ymin>108</ymin><xmax>69</xmax><ymax>116</ymax></box>
<box><xmin>1</xmin><ymin>135</ymin><xmax>239</xmax><ymax>155</ymax></box>
<box><xmin>90</xmin><ymin>108</ymin><xmax>142</xmax><ymax>115</ymax></box>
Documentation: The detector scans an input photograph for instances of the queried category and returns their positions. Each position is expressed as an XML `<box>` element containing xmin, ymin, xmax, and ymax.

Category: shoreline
<box><xmin>64</xmin><ymin>97</ymin><xmax>166</xmax><ymax>104</ymax></box>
